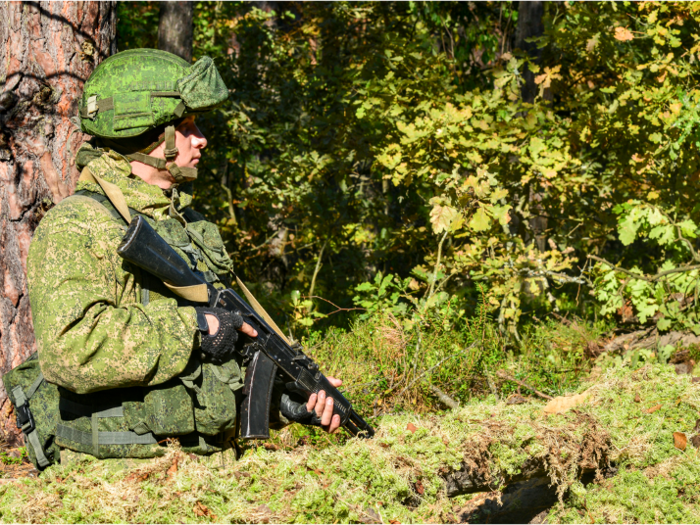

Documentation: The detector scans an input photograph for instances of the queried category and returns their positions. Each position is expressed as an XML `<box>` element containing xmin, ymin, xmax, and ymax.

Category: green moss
<box><xmin>550</xmin><ymin>456</ymin><xmax>700</xmax><ymax>524</ymax></box>
<box><xmin>2</xmin><ymin>343</ymin><xmax>699</xmax><ymax>523</ymax></box>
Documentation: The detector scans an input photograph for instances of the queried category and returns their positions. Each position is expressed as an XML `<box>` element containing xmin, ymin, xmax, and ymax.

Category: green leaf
<box><xmin>490</xmin><ymin>204</ymin><xmax>512</xmax><ymax>226</ymax></box>
<box><xmin>657</xmin><ymin>317</ymin><xmax>672</xmax><ymax>331</ymax></box>
<box><xmin>529</xmin><ymin>137</ymin><xmax>545</xmax><ymax>157</ymax></box>
<box><xmin>618</xmin><ymin>214</ymin><xmax>640</xmax><ymax>245</ymax></box>
<box><xmin>648</xmin><ymin>224</ymin><xmax>675</xmax><ymax>246</ymax></box>
<box><xmin>469</xmin><ymin>207</ymin><xmax>491</xmax><ymax>232</ymax></box>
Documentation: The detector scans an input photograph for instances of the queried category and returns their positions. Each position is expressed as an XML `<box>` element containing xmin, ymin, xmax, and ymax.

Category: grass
<box><xmin>2</xmin><ymin>317</ymin><xmax>699</xmax><ymax>523</ymax></box>
<box><xmin>304</xmin><ymin>314</ymin><xmax>608</xmax><ymax>418</ymax></box>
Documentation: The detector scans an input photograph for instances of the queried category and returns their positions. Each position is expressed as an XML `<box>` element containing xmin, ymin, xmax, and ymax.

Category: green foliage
<box><xmin>299</xmin><ymin>313</ymin><xmax>605</xmax><ymax>415</ymax></box>
<box><xmin>593</xmin><ymin>200</ymin><xmax>700</xmax><ymax>333</ymax></box>
<box><xmin>114</xmin><ymin>2</ymin><xmax>700</xmax><ymax>336</ymax></box>
<box><xmin>116</xmin><ymin>1</ymin><xmax>159</xmax><ymax>50</ymax></box>
<box><xmin>352</xmin><ymin>272</ymin><xmax>412</xmax><ymax>320</ymax></box>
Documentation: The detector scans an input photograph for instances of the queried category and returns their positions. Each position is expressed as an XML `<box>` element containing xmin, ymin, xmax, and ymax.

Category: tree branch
<box><xmin>308</xmin><ymin>241</ymin><xmax>327</xmax><ymax>299</ymax></box>
<box><xmin>656</xmin><ymin>208</ymin><xmax>700</xmax><ymax>263</ymax></box>
<box><xmin>588</xmin><ymin>255</ymin><xmax>700</xmax><ymax>283</ymax></box>
<box><xmin>303</xmin><ymin>295</ymin><xmax>365</xmax><ymax>316</ymax></box>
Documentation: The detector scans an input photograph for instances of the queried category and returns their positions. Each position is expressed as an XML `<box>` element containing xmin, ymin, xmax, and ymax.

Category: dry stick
<box><xmin>428</xmin><ymin>230</ymin><xmax>449</xmax><ymax>299</ymax></box>
<box><xmin>495</xmin><ymin>371</ymin><xmax>553</xmax><ymax>401</ymax></box>
<box><xmin>393</xmin><ymin>340</ymin><xmax>480</xmax><ymax>406</ymax></box>
<box><xmin>308</xmin><ymin>240</ymin><xmax>327</xmax><ymax>299</ymax></box>
<box><xmin>430</xmin><ymin>385</ymin><xmax>460</xmax><ymax>410</ymax></box>
<box><xmin>484</xmin><ymin>365</ymin><xmax>499</xmax><ymax>400</ymax></box>
<box><xmin>303</xmin><ymin>295</ymin><xmax>365</xmax><ymax>316</ymax></box>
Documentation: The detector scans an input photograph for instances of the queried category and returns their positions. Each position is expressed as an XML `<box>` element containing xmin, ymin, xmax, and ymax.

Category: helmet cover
<box><xmin>79</xmin><ymin>49</ymin><xmax>228</xmax><ymax>139</ymax></box>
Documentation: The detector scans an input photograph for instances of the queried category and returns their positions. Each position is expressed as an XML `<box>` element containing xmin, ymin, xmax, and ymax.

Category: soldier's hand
<box><xmin>238</xmin><ymin>321</ymin><xmax>258</xmax><ymax>337</ymax></box>
<box><xmin>204</xmin><ymin>315</ymin><xmax>257</xmax><ymax>337</ymax></box>
<box><xmin>195</xmin><ymin>307</ymin><xmax>247</xmax><ymax>364</ymax></box>
<box><xmin>306</xmin><ymin>377</ymin><xmax>343</xmax><ymax>433</ymax></box>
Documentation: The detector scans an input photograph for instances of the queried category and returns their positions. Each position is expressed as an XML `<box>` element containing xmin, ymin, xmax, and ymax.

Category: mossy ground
<box><xmin>1</xmin><ymin>320</ymin><xmax>699</xmax><ymax>523</ymax></box>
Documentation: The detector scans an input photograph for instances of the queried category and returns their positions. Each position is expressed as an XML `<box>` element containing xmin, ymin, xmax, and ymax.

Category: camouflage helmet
<box><xmin>79</xmin><ymin>49</ymin><xmax>229</xmax><ymax>182</ymax></box>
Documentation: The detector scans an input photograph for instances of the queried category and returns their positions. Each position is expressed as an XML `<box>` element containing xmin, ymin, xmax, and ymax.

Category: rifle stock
<box><xmin>117</xmin><ymin>215</ymin><xmax>375</xmax><ymax>439</ymax></box>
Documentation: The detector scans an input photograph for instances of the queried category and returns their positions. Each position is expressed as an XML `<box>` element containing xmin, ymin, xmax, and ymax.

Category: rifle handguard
<box><xmin>118</xmin><ymin>215</ymin><xmax>207</xmax><ymax>289</ymax></box>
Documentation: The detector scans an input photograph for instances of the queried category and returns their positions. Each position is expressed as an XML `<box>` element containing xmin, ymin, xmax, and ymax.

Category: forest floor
<box><xmin>1</xmin><ymin>320</ymin><xmax>700</xmax><ymax>523</ymax></box>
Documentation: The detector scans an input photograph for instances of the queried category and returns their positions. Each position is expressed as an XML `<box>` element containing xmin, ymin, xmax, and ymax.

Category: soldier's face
<box><xmin>132</xmin><ymin>116</ymin><xmax>208</xmax><ymax>190</ymax></box>
<box><xmin>171</xmin><ymin>116</ymin><xmax>208</xmax><ymax>169</ymax></box>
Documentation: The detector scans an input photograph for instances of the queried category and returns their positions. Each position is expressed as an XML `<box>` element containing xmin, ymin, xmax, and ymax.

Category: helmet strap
<box><xmin>163</xmin><ymin>125</ymin><xmax>179</xmax><ymax>160</ymax></box>
<box><xmin>125</xmin><ymin>124</ymin><xmax>197</xmax><ymax>184</ymax></box>
<box><xmin>167</xmin><ymin>163</ymin><xmax>197</xmax><ymax>184</ymax></box>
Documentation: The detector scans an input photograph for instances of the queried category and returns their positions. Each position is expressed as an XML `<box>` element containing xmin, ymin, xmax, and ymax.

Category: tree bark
<box><xmin>513</xmin><ymin>1</ymin><xmax>544</xmax><ymax>104</ymax></box>
<box><xmin>158</xmin><ymin>1</ymin><xmax>193</xmax><ymax>63</ymax></box>
<box><xmin>513</xmin><ymin>2</ymin><xmax>548</xmax><ymax>252</ymax></box>
<box><xmin>0</xmin><ymin>0</ymin><xmax>116</xmax><ymax>443</ymax></box>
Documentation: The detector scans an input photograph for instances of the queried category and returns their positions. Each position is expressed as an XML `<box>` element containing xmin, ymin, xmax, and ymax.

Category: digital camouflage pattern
<box><xmin>27</xmin><ymin>149</ymin><xmax>199</xmax><ymax>393</ymax></box>
<box><xmin>80</xmin><ymin>49</ymin><xmax>228</xmax><ymax>139</ymax></box>
<box><xmin>23</xmin><ymin>48</ymin><xmax>243</xmax><ymax>461</ymax></box>
<box><xmin>27</xmin><ymin>146</ymin><xmax>247</xmax><ymax>458</ymax></box>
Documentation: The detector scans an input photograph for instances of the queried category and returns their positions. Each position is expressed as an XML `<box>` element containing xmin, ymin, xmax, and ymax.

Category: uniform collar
<box><xmin>75</xmin><ymin>149</ymin><xmax>193</xmax><ymax>221</ymax></box>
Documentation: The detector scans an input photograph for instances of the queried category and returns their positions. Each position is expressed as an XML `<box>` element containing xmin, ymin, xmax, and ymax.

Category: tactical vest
<box><xmin>51</xmin><ymin>189</ymin><xmax>245</xmax><ymax>459</ymax></box>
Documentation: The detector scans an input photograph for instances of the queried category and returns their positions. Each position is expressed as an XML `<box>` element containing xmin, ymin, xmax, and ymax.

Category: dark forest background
<box><xmin>116</xmin><ymin>2</ymin><xmax>700</xmax><ymax>345</ymax></box>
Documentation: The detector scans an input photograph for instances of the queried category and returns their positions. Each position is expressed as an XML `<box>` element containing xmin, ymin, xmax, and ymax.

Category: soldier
<box><xmin>26</xmin><ymin>49</ymin><xmax>341</xmax><ymax>464</ymax></box>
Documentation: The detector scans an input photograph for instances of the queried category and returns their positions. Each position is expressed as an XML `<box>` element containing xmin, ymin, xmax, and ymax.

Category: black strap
<box><xmin>59</xmin><ymin>397</ymin><xmax>124</xmax><ymax>418</ymax></box>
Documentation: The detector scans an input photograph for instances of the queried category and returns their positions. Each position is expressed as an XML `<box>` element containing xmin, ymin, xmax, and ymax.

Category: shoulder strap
<box><xmin>71</xmin><ymin>190</ymin><xmax>151</xmax><ymax>305</ymax></box>
<box><xmin>79</xmin><ymin>167</ymin><xmax>132</xmax><ymax>223</ymax></box>
<box><xmin>73</xmin><ymin>190</ymin><xmax>125</xmax><ymax>224</ymax></box>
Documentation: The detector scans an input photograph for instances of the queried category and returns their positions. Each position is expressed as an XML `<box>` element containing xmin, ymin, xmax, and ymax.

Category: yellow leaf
<box><xmin>586</xmin><ymin>34</ymin><xmax>600</xmax><ymax>52</ymax></box>
<box><xmin>543</xmin><ymin>392</ymin><xmax>589</xmax><ymax>414</ymax></box>
<box><xmin>614</xmin><ymin>27</ymin><xmax>634</xmax><ymax>42</ymax></box>
<box><xmin>534</xmin><ymin>73</ymin><xmax>548</xmax><ymax>86</ymax></box>
<box><xmin>430</xmin><ymin>204</ymin><xmax>460</xmax><ymax>234</ymax></box>
<box><xmin>469</xmin><ymin>207</ymin><xmax>491</xmax><ymax>232</ymax></box>
<box><xmin>534</xmin><ymin>65</ymin><xmax>562</xmax><ymax>89</ymax></box>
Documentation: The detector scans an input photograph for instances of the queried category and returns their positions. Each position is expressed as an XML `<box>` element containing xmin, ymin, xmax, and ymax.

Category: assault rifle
<box><xmin>117</xmin><ymin>215</ymin><xmax>374</xmax><ymax>440</ymax></box>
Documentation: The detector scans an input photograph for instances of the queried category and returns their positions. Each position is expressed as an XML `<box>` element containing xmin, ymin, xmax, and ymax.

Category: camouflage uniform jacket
<box><xmin>27</xmin><ymin>149</ymin><xmax>232</xmax><ymax>393</ymax></box>
<box><xmin>27</xmin><ymin>148</ymin><xmax>246</xmax><ymax>458</ymax></box>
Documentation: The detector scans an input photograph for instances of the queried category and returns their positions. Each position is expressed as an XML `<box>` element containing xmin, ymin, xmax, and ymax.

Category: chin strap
<box><xmin>125</xmin><ymin>124</ymin><xmax>197</xmax><ymax>184</ymax></box>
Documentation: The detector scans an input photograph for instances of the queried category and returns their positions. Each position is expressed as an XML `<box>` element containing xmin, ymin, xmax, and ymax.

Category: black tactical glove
<box><xmin>195</xmin><ymin>307</ymin><xmax>244</xmax><ymax>364</ymax></box>
<box><xmin>279</xmin><ymin>392</ymin><xmax>323</xmax><ymax>427</ymax></box>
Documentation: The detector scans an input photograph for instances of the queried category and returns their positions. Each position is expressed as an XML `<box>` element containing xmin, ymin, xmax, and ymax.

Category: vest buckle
<box><xmin>15</xmin><ymin>401</ymin><xmax>35</xmax><ymax>434</ymax></box>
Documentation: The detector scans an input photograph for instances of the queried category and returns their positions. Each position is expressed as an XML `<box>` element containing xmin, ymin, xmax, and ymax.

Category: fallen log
<box><xmin>441</xmin><ymin>417</ymin><xmax>613</xmax><ymax>498</ymax></box>
<box><xmin>601</xmin><ymin>329</ymin><xmax>700</xmax><ymax>356</ymax></box>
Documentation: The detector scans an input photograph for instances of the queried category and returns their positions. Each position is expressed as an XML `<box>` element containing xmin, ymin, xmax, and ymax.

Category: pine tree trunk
<box><xmin>0</xmin><ymin>1</ymin><xmax>116</xmax><ymax>443</ymax></box>
<box><xmin>158</xmin><ymin>1</ymin><xmax>193</xmax><ymax>63</ymax></box>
